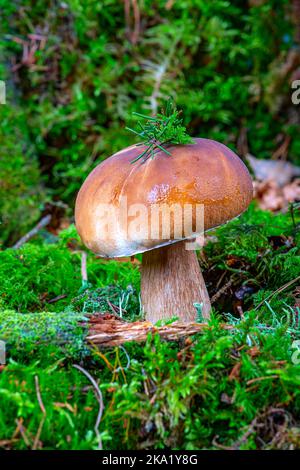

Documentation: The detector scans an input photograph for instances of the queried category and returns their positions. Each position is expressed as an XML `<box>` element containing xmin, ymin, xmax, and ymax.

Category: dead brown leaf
<box><xmin>247</xmin><ymin>154</ymin><xmax>300</xmax><ymax>186</ymax></box>
<box><xmin>253</xmin><ymin>179</ymin><xmax>300</xmax><ymax>211</ymax></box>
<box><xmin>228</xmin><ymin>362</ymin><xmax>241</xmax><ymax>381</ymax></box>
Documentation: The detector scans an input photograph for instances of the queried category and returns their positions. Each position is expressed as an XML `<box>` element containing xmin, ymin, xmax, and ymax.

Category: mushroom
<box><xmin>75</xmin><ymin>138</ymin><xmax>253</xmax><ymax>324</ymax></box>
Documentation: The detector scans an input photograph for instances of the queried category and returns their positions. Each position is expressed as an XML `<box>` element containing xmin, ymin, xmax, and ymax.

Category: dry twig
<box><xmin>12</xmin><ymin>214</ymin><xmax>51</xmax><ymax>249</ymax></box>
<box><xmin>87</xmin><ymin>314</ymin><xmax>233</xmax><ymax>347</ymax></box>
<box><xmin>32</xmin><ymin>375</ymin><xmax>46</xmax><ymax>450</ymax></box>
<box><xmin>73</xmin><ymin>364</ymin><xmax>104</xmax><ymax>450</ymax></box>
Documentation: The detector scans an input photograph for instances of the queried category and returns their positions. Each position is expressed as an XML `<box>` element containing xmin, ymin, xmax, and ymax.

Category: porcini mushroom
<box><xmin>75</xmin><ymin>138</ymin><xmax>253</xmax><ymax>324</ymax></box>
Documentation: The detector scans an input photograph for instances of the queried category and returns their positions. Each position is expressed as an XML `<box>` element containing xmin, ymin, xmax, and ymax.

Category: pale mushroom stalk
<box><xmin>141</xmin><ymin>240</ymin><xmax>211</xmax><ymax>323</ymax></box>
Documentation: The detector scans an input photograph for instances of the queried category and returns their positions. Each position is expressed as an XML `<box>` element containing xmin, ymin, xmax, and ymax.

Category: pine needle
<box><xmin>126</xmin><ymin>99</ymin><xmax>194</xmax><ymax>163</ymax></box>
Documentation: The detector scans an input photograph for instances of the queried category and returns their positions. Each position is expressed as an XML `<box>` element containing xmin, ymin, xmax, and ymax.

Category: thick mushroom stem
<box><xmin>141</xmin><ymin>240</ymin><xmax>211</xmax><ymax>324</ymax></box>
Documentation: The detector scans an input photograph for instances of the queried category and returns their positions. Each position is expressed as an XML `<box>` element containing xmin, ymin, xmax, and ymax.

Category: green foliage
<box><xmin>0</xmin><ymin>205</ymin><xmax>299</xmax><ymax>449</ymax></box>
<box><xmin>0</xmin><ymin>106</ymin><xmax>44</xmax><ymax>246</ymax></box>
<box><xmin>203</xmin><ymin>203</ymin><xmax>300</xmax><ymax>321</ymax></box>
<box><xmin>0</xmin><ymin>309</ymin><xmax>89</xmax><ymax>362</ymax></box>
<box><xmin>0</xmin><ymin>231</ymin><xmax>140</xmax><ymax>312</ymax></box>
<box><xmin>126</xmin><ymin>100</ymin><xmax>194</xmax><ymax>163</ymax></box>
<box><xmin>67</xmin><ymin>284</ymin><xmax>141</xmax><ymax>321</ymax></box>
<box><xmin>0</xmin><ymin>316</ymin><xmax>299</xmax><ymax>450</ymax></box>
<box><xmin>0</xmin><ymin>244</ymin><xmax>81</xmax><ymax>312</ymax></box>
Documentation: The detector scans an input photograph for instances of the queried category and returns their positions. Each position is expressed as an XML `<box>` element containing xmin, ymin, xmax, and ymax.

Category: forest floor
<box><xmin>0</xmin><ymin>201</ymin><xmax>299</xmax><ymax>450</ymax></box>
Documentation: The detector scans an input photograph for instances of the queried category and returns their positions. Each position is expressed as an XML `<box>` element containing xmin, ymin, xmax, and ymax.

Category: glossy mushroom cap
<box><xmin>75</xmin><ymin>138</ymin><xmax>253</xmax><ymax>257</ymax></box>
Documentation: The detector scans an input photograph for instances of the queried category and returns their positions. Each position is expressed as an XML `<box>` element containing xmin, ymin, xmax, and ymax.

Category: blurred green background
<box><xmin>1</xmin><ymin>0</ymin><xmax>299</xmax><ymax>245</ymax></box>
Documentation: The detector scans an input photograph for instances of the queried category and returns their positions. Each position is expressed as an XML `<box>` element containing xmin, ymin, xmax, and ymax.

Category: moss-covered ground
<box><xmin>0</xmin><ymin>203</ymin><xmax>299</xmax><ymax>450</ymax></box>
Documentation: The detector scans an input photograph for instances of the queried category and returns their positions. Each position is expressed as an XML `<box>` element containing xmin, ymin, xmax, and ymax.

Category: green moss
<box><xmin>0</xmin><ymin>242</ymin><xmax>140</xmax><ymax>312</ymax></box>
<box><xmin>0</xmin><ymin>205</ymin><xmax>299</xmax><ymax>449</ymax></box>
<box><xmin>0</xmin><ymin>106</ymin><xmax>44</xmax><ymax>246</ymax></box>
<box><xmin>203</xmin><ymin>203</ymin><xmax>300</xmax><ymax>319</ymax></box>
<box><xmin>0</xmin><ymin>317</ymin><xmax>299</xmax><ymax>450</ymax></box>
<box><xmin>0</xmin><ymin>309</ymin><xmax>89</xmax><ymax>362</ymax></box>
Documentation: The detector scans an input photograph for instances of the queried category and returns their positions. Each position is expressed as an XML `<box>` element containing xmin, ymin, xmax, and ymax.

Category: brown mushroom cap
<box><xmin>75</xmin><ymin>138</ymin><xmax>253</xmax><ymax>257</ymax></box>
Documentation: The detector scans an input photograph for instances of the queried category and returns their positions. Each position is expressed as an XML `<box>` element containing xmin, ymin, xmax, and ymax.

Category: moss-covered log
<box><xmin>0</xmin><ymin>310</ymin><xmax>89</xmax><ymax>359</ymax></box>
<box><xmin>0</xmin><ymin>310</ymin><xmax>225</xmax><ymax>355</ymax></box>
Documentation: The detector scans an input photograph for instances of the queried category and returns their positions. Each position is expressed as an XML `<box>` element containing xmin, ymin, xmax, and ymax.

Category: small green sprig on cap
<box><xmin>126</xmin><ymin>99</ymin><xmax>194</xmax><ymax>164</ymax></box>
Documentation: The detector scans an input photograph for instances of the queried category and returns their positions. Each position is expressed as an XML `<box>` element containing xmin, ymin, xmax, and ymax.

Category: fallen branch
<box><xmin>47</xmin><ymin>294</ymin><xmax>67</xmax><ymax>304</ymax></box>
<box><xmin>211</xmin><ymin>278</ymin><xmax>235</xmax><ymax>304</ymax></box>
<box><xmin>254</xmin><ymin>275</ymin><xmax>300</xmax><ymax>311</ymax></box>
<box><xmin>2</xmin><ymin>310</ymin><xmax>298</xmax><ymax>351</ymax></box>
<box><xmin>12</xmin><ymin>214</ymin><xmax>51</xmax><ymax>249</ymax></box>
<box><xmin>87</xmin><ymin>314</ymin><xmax>233</xmax><ymax>347</ymax></box>
<box><xmin>0</xmin><ymin>310</ymin><xmax>223</xmax><ymax>351</ymax></box>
